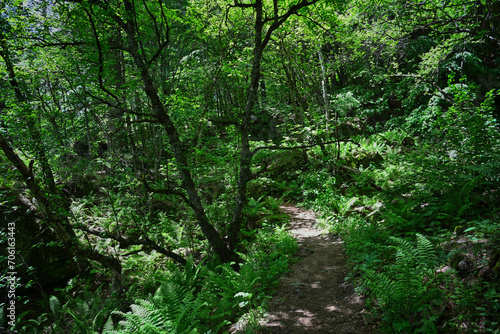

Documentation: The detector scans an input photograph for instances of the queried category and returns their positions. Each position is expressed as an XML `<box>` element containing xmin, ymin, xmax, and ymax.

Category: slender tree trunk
<box><xmin>318</xmin><ymin>48</ymin><xmax>330</xmax><ymax>123</ymax></box>
<box><xmin>281</xmin><ymin>59</ymin><xmax>299</xmax><ymax>121</ymax></box>
<box><xmin>227</xmin><ymin>0</ymin><xmax>266</xmax><ymax>249</ymax></box>
<box><xmin>45</xmin><ymin>81</ymin><xmax>66</xmax><ymax>147</ymax></box>
<box><xmin>228</xmin><ymin>0</ymin><xmax>320</xmax><ymax>248</ymax></box>
<box><xmin>0</xmin><ymin>29</ymin><xmax>123</xmax><ymax>291</ymax></box>
<box><xmin>109</xmin><ymin>29</ymin><xmax>126</xmax><ymax>151</ymax></box>
<box><xmin>118</xmin><ymin>0</ymin><xmax>236</xmax><ymax>263</ymax></box>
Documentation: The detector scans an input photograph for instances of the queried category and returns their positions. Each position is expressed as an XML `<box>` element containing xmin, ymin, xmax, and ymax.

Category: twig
<box><xmin>252</xmin><ymin>139</ymin><xmax>360</xmax><ymax>155</ymax></box>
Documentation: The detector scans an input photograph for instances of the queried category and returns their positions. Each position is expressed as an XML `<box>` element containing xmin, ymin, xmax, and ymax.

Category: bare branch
<box><xmin>262</xmin><ymin>0</ymin><xmax>320</xmax><ymax>49</ymax></box>
<box><xmin>141</xmin><ymin>176</ymin><xmax>190</xmax><ymax>205</ymax></box>
<box><xmin>252</xmin><ymin>139</ymin><xmax>360</xmax><ymax>155</ymax></box>
<box><xmin>84</xmin><ymin>5</ymin><xmax>122</xmax><ymax>105</ymax></box>
<box><xmin>125</xmin><ymin>118</ymin><xmax>160</xmax><ymax>124</ymax></box>
<box><xmin>75</xmin><ymin>224</ymin><xmax>187</xmax><ymax>265</ymax></box>
<box><xmin>231</xmin><ymin>0</ymin><xmax>256</xmax><ymax>9</ymax></box>
<box><xmin>147</xmin><ymin>39</ymin><xmax>170</xmax><ymax>67</ymax></box>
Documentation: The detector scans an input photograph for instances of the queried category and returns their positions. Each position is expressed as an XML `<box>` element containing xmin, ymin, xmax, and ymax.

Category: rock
<box><xmin>0</xmin><ymin>191</ymin><xmax>80</xmax><ymax>290</ymax></box>
<box><xmin>73</xmin><ymin>140</ymin><xmax>108</xmax><ymax>158</ymax></box>
<box><xmin>401</xmin><ymin>136</ymin><xmax>415</xmax><ymax>147</ymax></box>
<box><xmin>337</xmin><ymin>119</ymin><xmax>365</xmax><ymax>138</ymax></box>
<box><xmin>246</xmin><ymin>178</ymin><xmax>278</xmax><ymax>198</ymax></box>
<box><xmin>260</xmin><ymin>149</ymin><xmax>308</xmax><ymax>178</ymax></box>
<box><xmin>63</xmin><ymin>178</ymin><xmax>98</xmax><ymax>198</ymax></box>
<box><xmin>457</xmin><ymin>259</ymin><xmax>470</xmax><ymax>272</ymax></box>
<box><xmin>449</xmin><ymin>251</ymin><xmax>474</xmax><ymax>276</ymax></box>
<box><xmin>346</xmin><ymin>150</ymin><xmax>384</xmax><ymax>168</ymax></box>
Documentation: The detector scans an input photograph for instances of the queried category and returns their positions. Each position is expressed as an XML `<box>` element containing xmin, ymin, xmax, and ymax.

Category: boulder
<box><xmin>401</xmin><ymin>136</ymin><xmax>415</xmax><ymax>147</ymax></box>
<box><xmin>0</xmin><ymin>191</ymin><xmax>80</xmax><ymax>291</ymax></box>
<box><xmin>63</xmin><ymin>177</ymin><xmax>98</xmax><ymax>198</ymax></box>
<box><xmin>336</xmin><ymin>119</ymin><xmax>365</xmax><ymax>138</ymax></box>
<box><xmin>74</xmin><ymin>140</ymin><xmax>108</xmax><ymax>158</ymax></box>
<box><xmin>262</xmin><ymin>149</ymin><xmax>308</xmax><ymax>178</ymax></box>
<box><xmin>345</xmin><ymin>150</ymin><xmax>384</xmax><ymax>168</ymax></box>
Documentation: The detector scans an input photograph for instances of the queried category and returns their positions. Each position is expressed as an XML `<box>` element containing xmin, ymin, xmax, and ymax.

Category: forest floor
<box><xmin>257</xmin><ymin>204</ymin><xmax>373</xmax><ymax>333</ymax></box>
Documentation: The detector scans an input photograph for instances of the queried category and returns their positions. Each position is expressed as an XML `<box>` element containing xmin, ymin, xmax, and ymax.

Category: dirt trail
<box><xmin>258</xmin><ymin>205</ymin><xmax>371</xmax><ymax>333</ymax></box>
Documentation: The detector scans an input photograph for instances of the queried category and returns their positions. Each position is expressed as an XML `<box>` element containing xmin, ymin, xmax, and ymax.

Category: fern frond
<box><xmin>389</xmin><ymin>236</ymin><xmax>413</xmax><ymax>251</ymax></box>
<box><xmin>363</xmin><ymin>269</ymin><xmax>397</xmax><ymax>303</ymax></box>
<box><xmin>382</xmin><ymin>210</ymin><xmax>414</xmax><ymax>231</ymax></box>
<box><xmin>105</xmin><ymin>279</ymin><xmax>204</xmax><ymax>334</ymax></box>
<box><xmin>49</xmin><ymin>295</ymin><xmax>61</xmax><ymax>317</ymax></box>
<box><xmin>65</xmin><ymin>309</ymin><xmax>94</xmax><ymax>334</ymax></box>
<box><xmin>415</xmin><ymin>234</ymin><xmax>438</xmax><ymax>266</ymax></box>
<box><xmin>102</xmin><ymin>315</ymin><xmax>115</xmax><ymax>332</ymax></box>
<box><xmin>342</xmin><ymin>196</ymin><xmax>358</xmax><ymax>215</ymax></box>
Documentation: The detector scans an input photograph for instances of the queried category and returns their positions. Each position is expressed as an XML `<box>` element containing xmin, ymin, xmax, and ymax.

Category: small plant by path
<box><xmin>258</xmin><ymin>204</ymin><xmax>372</xmax><ymax>334</ymax></box>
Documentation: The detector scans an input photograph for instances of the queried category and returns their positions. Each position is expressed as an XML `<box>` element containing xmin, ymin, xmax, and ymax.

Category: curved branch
<box><xmin>252</xmin><ymin>139</ymin><xmax>360</xmax><ymax>155</ymax></box>
<box><xmin>147</xmin><ymin>40</ymin><xmax>170</xmax><ymax>67</ymax></box>
<box><xmin>76</xmin><ymin>224</ymin><xmax>187</xmax><ymax>265</ymax></box>
<box><xmin>142</xmin><ymin>0</ymin><xmax>161</xmax><ymax>45</ymax></box>
<box><xmin>141</xmin><ymin>176</ymin><xmax>191</xmax><ymax>210</ymax></box>
<box><xmin>84</xmin><ymin>5</ymin><xmax>121</xmax><ymax>105</ymax></box>
<box><xmin>262</xmin><ymin>0</ymin><xmax>320</xmax><ymax>49</ymax></box>
<box><xmin>231</xmin><ymin>0</ymin><xmax>256</xmax><ymax>9</ymax></box>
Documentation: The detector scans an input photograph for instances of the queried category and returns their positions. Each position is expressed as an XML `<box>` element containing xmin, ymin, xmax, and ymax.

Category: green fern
<box><xmin>104</xmin><ymin>279</ymin><xmax>204</xmax><ymax>334</ymax></box>
<box><xmin>415</xmin><ymin>233</ymin><xmax>438</xmax><ymax>267</ymax></box>
<box><xmin>330</xmin><ymin>195</ymin><xmax>358</xmax><ymax>217</ymax></box>
<box><xmin>49</xmin><ymin>295</ymin><xmax>61</xmax><ymax>318</ymax></box>
<box><xmin>362</xmin><ymin>234</ymin><xmax>441</xmax><ymax>332</ymax></box>
<box><xmin>381</xmin><ymin>205</ymin><xmax>420</xmax><ymax>233</ymax></box>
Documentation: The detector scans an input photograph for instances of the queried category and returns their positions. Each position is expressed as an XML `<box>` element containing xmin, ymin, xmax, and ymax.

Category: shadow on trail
<box><xmin>259</xmin><ymin>205</ymin><xmax>371</xmax><ymax>334</ymax></box>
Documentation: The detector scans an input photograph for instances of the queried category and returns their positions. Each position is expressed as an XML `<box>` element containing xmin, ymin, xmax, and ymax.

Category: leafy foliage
<box><xmin>105</xmin><ymin>281</ymin><xmax>203</xmax><ymax>334</ymax></box>
<box><xmin>1</xmin><ymin>0</ymin><xmax>500</xmax><ymax>332</ymax></box>
<box><xmin>362</xmin><ymin>234</ymin><xmax>441</xmax><ymax>332</ymax></box>
<box><xmin>104</xmin><ymin>225</ymin><xmax>296</xmax><ymax>333</ymax></box>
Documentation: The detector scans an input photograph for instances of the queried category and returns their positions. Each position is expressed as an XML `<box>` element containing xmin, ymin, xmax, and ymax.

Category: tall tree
<box><xmin>60</xmin><ymin>0</ymin><xmax>320</xmax><ymax>260</ymax></box>
<box><xmin>227</xmin><ymin>0</ymin><xmax>320</xmax><ymax>248</ymax></box>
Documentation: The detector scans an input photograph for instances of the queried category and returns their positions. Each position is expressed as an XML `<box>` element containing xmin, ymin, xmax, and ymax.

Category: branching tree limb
<box><xmin>75</xmin><ymin>224</ymin><xmax>187</xmax><ymax>265</ymax></box>
<box><xmin>228</xmin><ymin>0</ymin><xmax>321</xmax><ymax>249</ymax></box>
<box><xmin>252</xmin><ymin>139</ymin><xmax>361</xmax><ymax>155</ymax></box>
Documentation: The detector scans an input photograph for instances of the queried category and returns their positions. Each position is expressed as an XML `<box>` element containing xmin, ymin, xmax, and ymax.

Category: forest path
<box><xmin>258</xmin><ymin>204</ymin><xmax>371</xmax><ymax>333</ymax></box>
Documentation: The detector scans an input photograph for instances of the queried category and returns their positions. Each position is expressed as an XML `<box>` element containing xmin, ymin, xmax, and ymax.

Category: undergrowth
<box><xmin>11</xmin><ymin>197</ymin><xmax>297</xmax><ymax>334</ymax></box>
<box><xmin>104</xmin><ymin>225</ymin><xmax>297</xmax><ymax>333</ymax></box>
<box><xmin>297</xmin><ymin>115</ymin><xmax>500</xmax><ymax>333</ymax></box>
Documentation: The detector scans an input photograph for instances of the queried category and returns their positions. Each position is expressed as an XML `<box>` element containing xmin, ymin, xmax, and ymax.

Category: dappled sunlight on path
<box><xmin>258</xmin><ymin>205</ymin><xmax>371</xmax><ymax>334</ymax></box>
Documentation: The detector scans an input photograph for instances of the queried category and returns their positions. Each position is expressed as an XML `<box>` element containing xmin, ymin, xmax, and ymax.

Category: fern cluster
<box><xmin>104</xmin><ymin>281</ymin><xmax>203</xmax><ymax>334</ymax></box>
<box><xmin>102</xmin><ymin>226</ymin><xmax>297</xmax><ymax>333</ymax></box>
<box><xmin>362</xmin><ymin>234</ymin><xmax>442</xmax><ymax>332</ymax></box>
<box><xmin>16</xmin><ymin>283</ymin><xmax>116</xmax><ymax>334</ymax></box>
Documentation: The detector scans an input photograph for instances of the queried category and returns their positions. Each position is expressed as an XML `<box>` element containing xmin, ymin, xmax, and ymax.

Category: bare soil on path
<box><xmin>258</xmin><ymin>204</ymin><xmax>373</xmax><ymax>333</ymax></box>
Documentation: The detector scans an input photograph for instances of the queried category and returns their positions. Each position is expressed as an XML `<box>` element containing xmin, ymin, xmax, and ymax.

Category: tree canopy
<box><xmin>1</xmin><ymin>0</ymin><xmax>499</xmax><ymax>332</ymax></box>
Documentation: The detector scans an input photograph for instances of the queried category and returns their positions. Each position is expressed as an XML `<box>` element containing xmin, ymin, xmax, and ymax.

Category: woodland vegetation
<box><xmin>1</xmin><ymin>0</ymin><xmax>499</xmax><ymax>333</ymax></box>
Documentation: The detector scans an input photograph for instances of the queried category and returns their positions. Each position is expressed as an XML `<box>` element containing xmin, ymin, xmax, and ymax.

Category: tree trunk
<box><xmin>228</xmin><ymin>0</ymin><xmax>320</xmax><ymax>249</ymax></box>
<box><xmin>228</xmin><ymin>0</ymin><xmax>265</xmax><ymax>249</ymax></box>
<box><xmin>0</xmin><ymin>29</ymin><xmax>123</xmax><ymax>291</ymax></box>
<box><xmin>118</xmin><ymin>0</ymin><xmax>236</xmax><ymax>263</ymax></box>
<box><xmin>318</xmin><ymin>48</ymin><xmax>330</xmax><ymax>122</ymax></box>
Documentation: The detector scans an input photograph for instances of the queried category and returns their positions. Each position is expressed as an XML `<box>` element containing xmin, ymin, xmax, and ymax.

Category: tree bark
<box><xmin>318</xmin><ymin>47</ymin><xmax>330</xmax><ymax>122</ymax></box>
<box><xmin>0</xmin><ymin>26</ymin><xmax>122</xmax><ymax>290</ymax></box>
<box><xmin>228</xmin><ymin>0</ymin><xmax>320</xmax><ymax>249</ymax></box>
<box><xmin>228</xmin><ymin>0</ymin><xmax>265</xmax><ymax>249</ymax></box>
<box><xmin>116</xmin><ymin>0</ymin><xmax>236</xmax><ymax>263</ymax></box>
